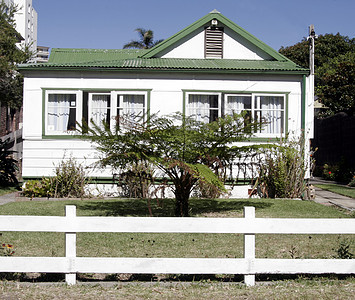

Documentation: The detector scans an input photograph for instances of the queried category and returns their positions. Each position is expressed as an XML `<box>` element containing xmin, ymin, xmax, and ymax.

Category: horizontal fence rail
<box><xmin>0</xmin><ymin>205</ymin><xmax>354</xmax><ymax>286</ymax></box>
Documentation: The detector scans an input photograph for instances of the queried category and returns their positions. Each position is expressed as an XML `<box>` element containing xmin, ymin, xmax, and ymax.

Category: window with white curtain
<box><xmin>188</xmin><ymin>94</ymin><xmax>219</xmax><ymax>123</ymax></box>
<box><xmin>47</xmin><ymin>93</ymin><xmax>78</xmax><ymax>134</ymax></box>
<box><xmin>254</xmin><ymin>95</ymin><xmax>284</xmax><ymax>135</ymax></box>
<box><xmin>117</xmin><ymin>94</ymin><xmax>145</xmax><ymax>124</ymax></box>
<box><xmin>89</xmin><ymin>93</ymin><xmax>111</xmax><ymax>129</ymax></box>
<box><xmin>186</xmin><ymin>92</ymin><xmax>285</xmax><ymax>136</ymax></box>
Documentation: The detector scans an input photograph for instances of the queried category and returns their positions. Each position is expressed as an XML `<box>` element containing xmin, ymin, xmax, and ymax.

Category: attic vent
<box><xmin>205</xmin><ymin>27</ymin><xmax>224</xmax><ymax>58</ymax></box>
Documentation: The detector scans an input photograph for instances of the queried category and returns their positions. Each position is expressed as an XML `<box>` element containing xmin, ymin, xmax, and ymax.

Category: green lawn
<box><xmin>315</xmin><ymin>184</ymin><xmax>355</xmax><ymax>199</ymax></box>
<box><xmin>1</xmin><ymin>278</ymin><xmax>355</xmax><ymax>300</ymax></box>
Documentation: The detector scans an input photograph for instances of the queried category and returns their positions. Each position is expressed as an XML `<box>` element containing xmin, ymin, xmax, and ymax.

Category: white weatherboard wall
<box><xmin>159</xmin><ymin>27</ymin><xmax>271</xmax><ymax>60</ymax></box>
<box><xmin>22</xmin><ymin>71</ymin><xmax>306</xmax><ymax>181</ymax></box>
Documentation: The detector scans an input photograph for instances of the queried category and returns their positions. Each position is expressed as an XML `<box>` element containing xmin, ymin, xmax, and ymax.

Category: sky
<box><xmin>32</xmin><ymin>0</ymin><xmax>354</xmax><ymax>52</ymax></box>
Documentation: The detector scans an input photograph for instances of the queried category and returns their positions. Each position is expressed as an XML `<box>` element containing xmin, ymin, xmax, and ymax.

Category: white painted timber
<box><xmin>244</xmin><ymin>207</ymin><xmax>255</xmax><ymax>286</ymax></box>
<box><xmin>0</xmin><ymin>257</ymin><xmax>353</xmax><ymax>275</ymax></box>
<box><xmin>1</xmin><ymin>205</ymin><xmax>353</xmax><ymax>286</ymax></box>
<box><xmin>1</xmin><ymin>216</ymin><xmax>354</xmax><ymax>234</ymax></box>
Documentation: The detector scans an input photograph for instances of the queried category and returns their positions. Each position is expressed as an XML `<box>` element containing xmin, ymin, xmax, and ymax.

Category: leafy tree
<box><xmin>0</xmin><ymin>1</ymin><xmax>32</xmax><ymax>108</ymax></box>
<box><xmin>279</xmin><ymin>33</ymin><xmax>355</xmax><ymax>69</ymax></box>
<box><xmin>316</xmin><ymin>51</ymin><xmax>355</xmax><ymax>115</ymax></box>
<box><xmin>279</xmin><ymin>33</ymin><xmax>355</xmax><ymax>116</ymax></box>
<box><xmin>123</xmin><ymin>28</ymin><xmax>164</xmax><ymax>49</ymax></box>
<box><xmin>80</xmin><ymin>113</ymin><xmax>260</xmax><ymax>217</ymax></box>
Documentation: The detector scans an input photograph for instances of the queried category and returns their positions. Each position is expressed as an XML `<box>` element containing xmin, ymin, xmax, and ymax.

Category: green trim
<box><xmin>301</xmin><ymin>75</ymin><xmax>306</xmax><ymax>131</ymax></box>
<box><xmin>20</xmin><ymin>66</ymin><xmax>308</xmax><ymax>75</ymax></box>
<box><xmin>42</xmin><ymin>89</ymin><xmax>46</xmax><ymax>137</ymax></box>
<box><xmin>140</xmin><ymin>12</ymin><xmax>289</xmax><ymax>62</ymax></box>
<box><xmin>285</xmin><ymin>93</ymin><xmax>289</xmax><ymax>134</ymax></box>
<box><xmin>42</xmin><ymin>88</ymin><xmax>152</xmax><ymax>139</ymax></box>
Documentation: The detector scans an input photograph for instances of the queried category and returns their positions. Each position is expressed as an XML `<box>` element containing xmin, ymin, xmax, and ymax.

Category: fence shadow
<box><xmin>76</xmin><ymin>198</ymin><xmax>273</xmax><ymax>217</ymax></box>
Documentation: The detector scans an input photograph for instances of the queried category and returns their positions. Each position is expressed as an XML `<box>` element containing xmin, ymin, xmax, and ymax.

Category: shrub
<box><xmin>349</xmin><ymin>176</ymin><xmax>355</xmax><ymax>187</ymax></box>
<box><xmin>117</xmin><ymin>162</ymin><xmax>154</xmax><ymax>198</ymax></box>
<box><xmin>0</xmin><ymin>138</ymin><xmax>18</xmax><ymax>187</ymax></box>
<box><xmin>22</xmin><ymin>157</ymin><xmax>88</xmax><ymax>198</ymax></box>
<box><xmin>22</xmin><ymin>178</ymin><xmax>53</xmax><ymax>198</ymax></box>
<box><xmin>256</xmin><ymin>136</ymin><xmax>307</xmax><ymax>198</ymax></box>
<box><xmin>52</xmin><ymin>157</ymin><xmax>88</xmax><ymax>198</ymax></box>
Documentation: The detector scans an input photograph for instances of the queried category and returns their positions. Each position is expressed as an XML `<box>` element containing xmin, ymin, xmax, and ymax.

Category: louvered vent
<box><xmin>205</xmin><ymin>27</ymin><xmax>224</xmax><ymax>58</ymax></box>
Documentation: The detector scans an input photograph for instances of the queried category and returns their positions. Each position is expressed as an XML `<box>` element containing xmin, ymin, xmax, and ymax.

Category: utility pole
<box><xmin>308</xmin><ymin>24</ymin><xmax>317</xmax><ymax>75</ymax></box>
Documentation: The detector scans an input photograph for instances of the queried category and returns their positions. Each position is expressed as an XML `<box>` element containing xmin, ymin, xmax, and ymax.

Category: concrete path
<box><xmin>0</xmin><ymin>192</ymin><xmax>18</xmax><ymax>206</ymax></box>
<box><xmin>310</xmin><ymin>178</ymin><xmax>355</xmax><ymax>211</ymax></box>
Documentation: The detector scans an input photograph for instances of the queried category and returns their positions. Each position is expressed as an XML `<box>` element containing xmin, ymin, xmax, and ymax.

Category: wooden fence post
<box><xmin>244</xmin><ymin>206</ymin><xmax>255</xmax><ymax>286</ymax></box>
<box><xmin>65</xmin><ymin>205</ymin><xmax>77</xmax><ymax>285</ymax></box>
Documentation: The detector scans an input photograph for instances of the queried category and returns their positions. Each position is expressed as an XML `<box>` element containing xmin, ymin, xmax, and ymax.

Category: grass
<box><xmin>315</xmin><ymin>183</ymin><xmax>355</xmax><ymax>199</ymax></box>
<box><xmin>1</xmin><ymin>278</ymin><xmax>355</xmax><ymax>299</ymax></box>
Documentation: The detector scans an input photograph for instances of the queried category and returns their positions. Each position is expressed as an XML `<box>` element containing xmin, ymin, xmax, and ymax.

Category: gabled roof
<box><xmin>19</xmin><ymin>11</ymin><xmax>308</xmax><ymax>75</ymax></box>
<box><xmin>139</xmin><ymin>10</ymin><xmax>289</xmax><ymax>62</ymax></box>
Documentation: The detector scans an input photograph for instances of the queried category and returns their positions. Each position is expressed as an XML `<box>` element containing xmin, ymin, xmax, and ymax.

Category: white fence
<box><xmin>0</xmin><ymin>206</ymin><xmax>354</xmax><ymax>286</ymax></box>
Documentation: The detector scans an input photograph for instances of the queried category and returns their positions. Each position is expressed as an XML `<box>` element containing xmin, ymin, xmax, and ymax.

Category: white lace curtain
<box><xmin>225</xmin><ymin>95</ymin><xmax>252</xmax><ymax>114</ymax></box>
<box><xmin>256</xmin><ymin>96</ymin><xmax>284</xmax><ymax>134</ymax></box>
<box><xmin>47</xmin><ymin>94</ymin><xmax>75</xmax><ymax>132</ymax></box>
<box><xmin>118</xmin><ymin>95</ymin><xmax>145</xmax><ymax>121</ymax></box>
<box><xmin>188</xmin><ymin>95</ymin><xmax>215</xmax><ymax>123</ymax></box>
<box><xmin>90</xmin><ymin>94</ymin><xmax>111</xmax><ymax>129</ymax></box>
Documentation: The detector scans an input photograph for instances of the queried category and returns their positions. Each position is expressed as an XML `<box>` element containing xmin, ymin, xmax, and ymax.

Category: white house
<box><xmin>19</xmin><ymin>10</ymin><xmax>314</xmax><ymax>195</ymax></box>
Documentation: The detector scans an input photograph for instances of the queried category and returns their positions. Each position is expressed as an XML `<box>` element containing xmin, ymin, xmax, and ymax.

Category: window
<box><xmin>46</xmin><ymin>91</ymin><xmax>81</xmax><ymax>134</ymax></box>
<box><xmin>187</xmin><ymin>94</ymin><xmax>220</xmax><ymax>123</ymax></box>
<box><xmin>117</xmin><ymin>94</ymin><xmax>145</xmax><ymax>124</ymax></box>
<box><xmin>186</xmin><ymin>92</ymin><xmax>285</xmax><ymax>136</ymax></box>
<box><xmin>45</xmin><ymin>90</ymin><xmax>148</xmax><ymax>136</ymax></box>
<box><xmin>89</xmin><ymin>93</ymin><xmax>111</xmax><ymax>129</ymax></box>
<box><xmin>87</xmin><ymin>91</ymin><xmax>147</xmax><ymax>130</ymax></box>
<box><xmin>254</xmin><ymin>95</ymin><xmax>284</xmax><ymax>135</ymax></box>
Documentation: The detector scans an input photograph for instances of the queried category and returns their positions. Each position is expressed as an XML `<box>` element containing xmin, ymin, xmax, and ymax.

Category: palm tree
<box><xmin>123</xmin><ymin>28</ymin><xmax>164</xmax><ymax>49</ymax></box>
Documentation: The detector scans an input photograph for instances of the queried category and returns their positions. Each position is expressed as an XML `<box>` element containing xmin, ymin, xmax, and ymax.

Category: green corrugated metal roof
<box><xmin>20</xmin><ymin>56</ymin><xmax>308</xmax><ymax>74</ymax></box>
<box><xmin>19</xmin><ymin>11</ymin><xmax>309</xmax><ymax>75</ymax></box>
<box><xmin>48</xmin><ymin>48</ymin><xmax>147</xmax><ymax>63</ymax></box>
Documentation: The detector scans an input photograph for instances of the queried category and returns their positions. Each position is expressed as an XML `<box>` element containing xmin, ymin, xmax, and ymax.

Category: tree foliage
<box><xmin>80</xmin><ymin>113</ymin><xmax>261</xmax><ymax>217</ymax></box>
<box><xmin>123</xmin><ymin>28</ymin><xmax>164</xmax><ymax>49</ymax></box>
<box><xmin>0</xmin><ymin>1</ymin><xmax>32</xmax><ymax>108</ymax></box>
<box><xmin>316</xmin><ymin>51</ymin><xmax>355</xmax><ymax>115</ymax></box>
<box><xmin>279</xmin><ymin>33</ymin><xmax>355</xmax><ymax>116</ymax></box>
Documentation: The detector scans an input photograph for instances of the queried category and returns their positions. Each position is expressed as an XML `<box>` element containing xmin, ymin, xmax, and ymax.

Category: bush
<box><xmin>52</xmin><ymin>157</ymin><xmax>88</xmax><ymax>198</ymax></box>
<box><xmin>22</xmin><ymin>157</ymin><xmax>88</xmax><ymax>198</ymax></box>
<box><xmin>22</xmin><ymin>178</ymin><xmax>53</xmax><ymax>198</ymax></box>
<box><xmin>349</xmin><ymin>176</ymin><xmax>355</xmax><ymax>187</ymax></box>
<box><xmin>256</xmin><ymin>136</ymin><xmax>307</xmax><ymax>198</ymax></box>
<box><xmin>321</xmin><ymin>159</ymin><xmax>354</xmax><ymax>183</ymax></box>
<box><xmin>117</xmin><ymin>162</ymin><xmax>154</xmax><ymax>198</ymax></box>
<box><xmin>0</xmin><ymin>138</ymin><xmax>18</xmax><ymax>187</ymax></box>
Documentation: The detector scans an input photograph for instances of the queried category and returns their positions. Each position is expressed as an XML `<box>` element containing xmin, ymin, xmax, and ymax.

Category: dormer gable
<box><xmin>140</xmin><ymin>10</ymin><xmax>288</xmax><ymax>61</ymax></box>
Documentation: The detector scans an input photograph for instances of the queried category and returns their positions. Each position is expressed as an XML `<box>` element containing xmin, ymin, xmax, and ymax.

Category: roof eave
<box><xmin>18</xmin><ymin>65</ymin><xmax>309</xmax><ymax>75</ymax></box>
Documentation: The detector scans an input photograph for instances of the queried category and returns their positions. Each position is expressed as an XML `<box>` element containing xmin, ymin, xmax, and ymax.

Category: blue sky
<box><xmin>33</xmin><ymin>0</ymin><xmax>354</xmax><ymax>52</ymax></box>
